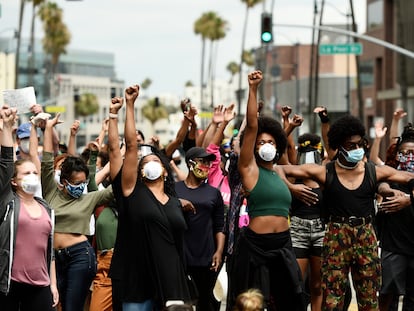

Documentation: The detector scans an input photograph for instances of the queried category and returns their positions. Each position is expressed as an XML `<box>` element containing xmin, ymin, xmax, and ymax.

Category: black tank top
<box><xmin>324</xmin><ymin>165</ymin><xmax>375</xmax><ymax>217</ymax></box>
<box><xmin>291</xmin><ymin>186</ymin><xmax>323</xmax><ymax>219</ymax></box>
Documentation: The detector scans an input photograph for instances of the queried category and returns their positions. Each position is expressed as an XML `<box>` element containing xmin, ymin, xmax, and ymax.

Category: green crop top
<box><xmin>247</xmin><ymin>166</ymin><xmax>291</xmax><ymax>218</ymax></box>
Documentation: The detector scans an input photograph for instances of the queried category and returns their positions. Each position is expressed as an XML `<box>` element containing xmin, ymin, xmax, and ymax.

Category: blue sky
<box><xmin>1</xmin><ymin>0</ymin><xmax>366</xmax><ymax>97</ymax></box>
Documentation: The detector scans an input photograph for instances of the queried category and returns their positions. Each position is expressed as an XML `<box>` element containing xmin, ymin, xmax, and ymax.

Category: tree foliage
<box><xmin>141</xmin><ymin>78</ymin><xmax>152</xmax><ymax>90</ymax></box>
<box><xmin>141</xmin><ymin>97</ymin><xmax>169</xmax><ymax>125</ymax></box>
<box><xmin>38</xmin><ymin>1</ymin><xmax>71</xmax><ymax>72</ymax></box>
<box><xmin>74</xmin><ymin>93</ymin><xmax>99</xmax><ymax>116</ymax></box>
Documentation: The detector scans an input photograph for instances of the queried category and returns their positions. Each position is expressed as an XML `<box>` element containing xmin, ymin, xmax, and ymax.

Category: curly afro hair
<box><xmin>297</xmin><ymin>133</ymin><xmax>321</xmax><ymax>153</ymax></box>
<box><xmin>257</xmin><ymin>116</ymin><xmax>287</xmax><ymax>154</ymax></box>
<box><xmin>399</xmin><ymin>123</ymin><xmax>414</xmax><ymax>145</ymax></box>
<box><xmin>327</xmin><ymin>115</ymin><xmax>365</xmax><ymax>151</ymax></box>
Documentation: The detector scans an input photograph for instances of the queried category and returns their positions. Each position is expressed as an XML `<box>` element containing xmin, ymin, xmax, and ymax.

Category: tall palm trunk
<box><xmin>237</xmin><ymin>5</ymin><xmax>249</xmax><ymax>124</ymax></box>
<box><xmin>208</xmin><ymin>40</ymin><xmax>214</xmax><ymax>107</ymax></box>
<box><xmin>28</xmin><ymin>1</ymin><xmax>36</xmax><ymax>87</ymax></box>
<box><xmin>211</xmin><ymin>42</ymin><xmax>219</xmax><ymax>108</ymax></box>
<box><xmin>15</xmin><ymin>0</ymin><xmax>26</xmax><ymax>88</ymax></box>
<box><xmin>200</xmin><ymin>38</ymin><xmax>206</xmax><ymax>110</ymax></box>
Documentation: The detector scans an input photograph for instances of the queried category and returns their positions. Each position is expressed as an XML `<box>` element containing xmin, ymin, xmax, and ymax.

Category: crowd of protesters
<box><xmin>0</xmin><ymin>70</ymin><xmax>414</xmax><ymax>311</ymax></box>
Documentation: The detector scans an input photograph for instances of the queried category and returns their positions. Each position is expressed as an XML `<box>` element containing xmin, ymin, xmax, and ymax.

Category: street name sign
<box><xmin>319</xmin><ymin>43</ymin><xmax>363</xmax><ymax>55</ymax></box>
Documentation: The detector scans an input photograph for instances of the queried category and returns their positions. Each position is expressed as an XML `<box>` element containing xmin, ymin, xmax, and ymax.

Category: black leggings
<box><xmin>0</xmin><ymin>280</ymin><xmax>54</xmax><ymax>311</ymax></box>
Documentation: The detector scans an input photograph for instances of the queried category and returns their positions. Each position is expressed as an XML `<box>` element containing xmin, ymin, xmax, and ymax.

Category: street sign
<box><xmin>45</xmin><ymin>106</ymin><xmax>66</xmax><ymax>113</ymax></box>
<box><xmin>319</xmin><ymin>43</ymin><xmax>363</xmax><ymax>55</ymax></box>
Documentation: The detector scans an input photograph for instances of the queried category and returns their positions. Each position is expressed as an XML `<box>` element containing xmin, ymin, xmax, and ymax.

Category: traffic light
<box><xmin>261</xmin><ymin>12</ymin><xmax>273</xmax><ymax>43</ymax></box>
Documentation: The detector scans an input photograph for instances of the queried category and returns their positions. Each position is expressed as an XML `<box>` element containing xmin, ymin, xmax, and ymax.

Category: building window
<box><xmin>360</xmin><ymin>60</ymin><xmax>374</xmax><ymax>86</ymax></box>
<box><xmin>367</xmin><ymin>0</ymin><xmax>383</xmax><ymax>30</ymax></box>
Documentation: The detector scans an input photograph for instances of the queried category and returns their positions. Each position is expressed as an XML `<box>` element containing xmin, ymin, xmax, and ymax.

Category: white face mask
<box><xmin>21</xmin><ymin>173</ymin><xmax>40</xmax><ymax>194</ymax></box>
<box><xmin>19</xmin><ymin>139</ymin><xmax>30</xmax><ymax>154</ymax></box>
<box><xmin>258</xmin><ymin>143</ymin><xmax>277</xmax><ymax>162</ymax></box>
<box><xmin>54</xmin><ymin>170</ymin><xmax>62</xmax><ymax>185</ymax></box>
<box><xmin>142</xmin><ymin>161</ymin><xmax>163</xmax><ymax>181</ymax></box>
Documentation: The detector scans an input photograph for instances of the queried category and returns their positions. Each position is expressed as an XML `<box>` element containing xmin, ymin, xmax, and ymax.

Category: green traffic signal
<box><xmin>262</xmin><ymin>32</ymin><xmax>272</xmax><ymax>43</ymax></box>
<box><xmin>261</xmin><ymin>13</ymin><xmax>273</xmax><ymax>43</ymax></box>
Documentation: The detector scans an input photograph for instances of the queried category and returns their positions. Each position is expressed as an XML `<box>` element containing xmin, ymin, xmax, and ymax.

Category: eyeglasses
<box><xmin>398</xmin><ymin>149</ymin><xmax>414</xmax><ymax>156</ymax></box>
<box><xmin>342</xmin><ymin>140</ymin><xmax>365</xmax><ymax>151</ymax></box>
<box><xmin>65</xmin><ymin>179</ymin><xmax>89</xmax><ymax>186</ymax></box>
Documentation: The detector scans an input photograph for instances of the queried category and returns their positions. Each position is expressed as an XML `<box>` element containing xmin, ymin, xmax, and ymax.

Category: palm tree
<box><xmin>194</xmin><ymin>12</ymin><xmax>217</xmax><ymax>110</ymax></box>
<box><xmin>242</xmin><ymin>49</ymin><xmax>255</xmax><ymax>67</ymax></box>
<box><xmin>237</xmin><ymin>0</ymin><xmax>263</xmax><ymax>121</ymax></box>
<box><xmin>38</xmin><ymin>2</ymin><xmax>71</xmax><ymax>75</ymax></box>
<box><xmin>226</xmin><ymin>61</ymin><xmax>239</xmax><ymax>83</ymax></box>
<box><xmin>74</xmin><ymin>93</ymin><xmax>99</xmax><ymax>117</ymax></box>
<box><xmin>206</xmin><ymin>13</ymin><xmax>228</xmax><ymax>107</ymax></box>
<box><xmin>38</xmin><ymin>1</ymin><xmax>70</xmax><ymax>99</ymax></box>
<box><xmin>141</xmin><ymin>97</ymin><xmax>169</xmax><ymax>136</ymax></box>
<box><xmin>141</xmin><ymin>78</ymin><xmax>152</xmax><ymax>91</ymax></box>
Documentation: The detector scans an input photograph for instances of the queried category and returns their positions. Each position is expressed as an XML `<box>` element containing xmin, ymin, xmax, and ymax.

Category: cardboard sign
<box><xmin>2</xmin><ymin>86</ymin><xmax>37</xmax><ymax>114</ymax></box>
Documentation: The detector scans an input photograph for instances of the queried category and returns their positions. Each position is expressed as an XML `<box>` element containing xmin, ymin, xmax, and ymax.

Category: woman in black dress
<box><xmin>108</xmin><ymin>85</ymin><xmax>191</xmax><ymax>311</ymax></box>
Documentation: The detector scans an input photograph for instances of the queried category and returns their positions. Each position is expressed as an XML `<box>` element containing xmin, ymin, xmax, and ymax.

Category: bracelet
<box><xmin>318</xmin><ymin>111</ymin><xmax>330</xmax><ymax>123</ymax></box>
<box><xmin>109</xmin><ymin>113</ymin><xmax>118</xmax><ymax>119</ymax></box>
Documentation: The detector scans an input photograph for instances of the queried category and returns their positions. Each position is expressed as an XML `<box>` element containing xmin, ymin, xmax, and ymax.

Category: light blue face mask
<box><xmin>340</xmin><ymin>146</ymin><xmax>365</xmax><ymax>163</ymax></box>
<box><xmin>65</xmin><ymin>180</ymin><xmax>87</xmax><ymax>198</ymax></box>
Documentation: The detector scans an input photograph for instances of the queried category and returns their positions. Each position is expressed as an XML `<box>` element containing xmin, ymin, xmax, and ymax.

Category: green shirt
<box><xmin>248</xmin><ymin>166</ymin><xmax>291</xmax><ymax>218</ymax></box>
<box><xmin>95</xmin><ymin>207</ymin><xmax>118</xmax><ymax>250</ymax></box>
<box><xmin>41</xmin><ymin>151</ymin><xmax>114</xmax><ymax>235</ymax></box>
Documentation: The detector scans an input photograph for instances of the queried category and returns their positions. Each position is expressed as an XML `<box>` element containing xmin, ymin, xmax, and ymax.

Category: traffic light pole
<box><xmin>274</xmin><ymin>23</ymin><xmax>414</xmax><ymax>59</ymax></box>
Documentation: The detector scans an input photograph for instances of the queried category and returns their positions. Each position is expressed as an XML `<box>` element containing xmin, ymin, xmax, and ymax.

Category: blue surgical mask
<box><xmin>340</xmin><ymin>146</ymin><xmax>365</xmax><ymax>163</ymax></box>
<box><xmin>65</xmin><ymin>180</ymin><xmax>87</xmax><ymax>198</ymax></box>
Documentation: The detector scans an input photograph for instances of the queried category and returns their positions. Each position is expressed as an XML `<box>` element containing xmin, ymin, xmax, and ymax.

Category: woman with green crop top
<box><xmin>41</xmin><ymin>114</ymin><xmax>114</xmax><ymax>311</ymax></box>
<box><xmin>226</xmin><ymin>70</ymin><xmax>306</xmax><ymax>311</ymax></box>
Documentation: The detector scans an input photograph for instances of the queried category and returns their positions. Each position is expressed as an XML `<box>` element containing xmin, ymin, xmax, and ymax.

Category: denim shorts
<box><xmin>290</xmin><ymin>216</ymin><xmax>325</xmax><ymax>258</ymax></box>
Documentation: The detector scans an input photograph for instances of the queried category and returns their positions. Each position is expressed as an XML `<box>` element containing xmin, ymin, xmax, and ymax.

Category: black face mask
<box><xmin>174</xmin><ymin>159</ymin><xmax>182</xmax><ymax>166</ymax></box>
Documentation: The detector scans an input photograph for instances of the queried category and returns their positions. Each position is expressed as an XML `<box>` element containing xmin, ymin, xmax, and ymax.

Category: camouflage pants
<box><xmin>321</xmin><ymin>222</ymin><xmax>381</xmax><ymax>311</ymax></box>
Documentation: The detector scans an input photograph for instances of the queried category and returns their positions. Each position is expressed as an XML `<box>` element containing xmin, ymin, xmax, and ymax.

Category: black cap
<box><xmin>185</xmin><ymin>147</ymin><xmax>216</xmax><ymax>163</ymax></box>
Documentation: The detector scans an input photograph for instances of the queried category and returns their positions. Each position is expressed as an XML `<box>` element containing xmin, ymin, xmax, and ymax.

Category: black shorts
<box><xmin>380</xmin><ymin>250</ymin><xmax>414</xmax><ymax>295</ymax></box>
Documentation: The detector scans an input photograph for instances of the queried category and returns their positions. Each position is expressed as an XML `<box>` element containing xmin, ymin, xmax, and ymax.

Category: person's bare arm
<box><xmin>238</xmin><ymin>71</ymin><xmax>262</xmax><ymax>191</ymax></box>
<box><xmin>108</xmin><ymin>97</ymin><xmax>124</xmax><ymax>181</ymax></box>
<box><xmin>67</xmin><ymin>120</ymin><xmax>80</xmax><ymax>155</ymax></box>
<box><xmin>43</xmin><ymin>114</ymin><xmax>63</xmax><ymax>154</ymax></box>
<box><xmin>314</xmin><ymin>106</ymin><xmax>335</xmax><ymax>160</ymax></box>
<box><xmin>169</xmin><ymin>160</ymin><xmax>187</xmax><ymax>181</ymax></box>
<box><xmin>389</xmin><ymin>108</ymin><xmax>407</xmax><ymax>144</ymax></box>
<box><xmin>96</xmin><ymin>118</ymin><xmax>109</xmax><ymax>149</ymax></box>
<box><xmin>29</xmin><ymin>121</ymin><xmax>41</xmax><ymax>173</ymax></box>
<box><xmin>122</xmin><ymin>85</ymin><xmax>140</xmax><ymax>196</ymax></box>
<box><xmin>369</xmin><ymin>121</ymin><xmax>387</xmax><ymax>165</ymax></box>
<box><xmin>164</xmin><ymin>118</ymin><xmax>190</xmax><ymax>158</ymax></box>
<box><xmin>202</xmin><ymin>105</ymin><xmax>225</xmax><ymax>148</ymax></box>
<box><xmin>285</xmin><ymin>114</ymin><xmax>304</xmax><ymax>164</ymax></box>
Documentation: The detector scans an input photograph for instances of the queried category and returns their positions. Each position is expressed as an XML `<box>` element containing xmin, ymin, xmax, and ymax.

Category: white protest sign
<box><xmin>2</xmin><ymin>86</ymin><xmax>37</xmax><ymax>114</ymax></box>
